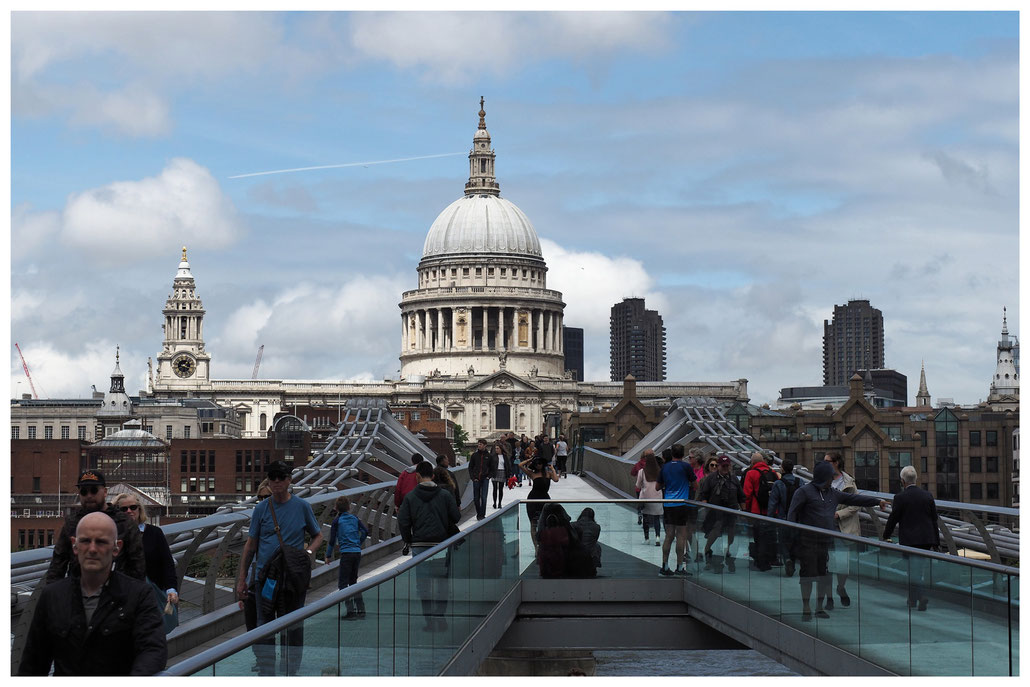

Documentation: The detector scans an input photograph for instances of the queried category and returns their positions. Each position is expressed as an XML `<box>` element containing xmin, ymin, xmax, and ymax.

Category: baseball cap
<box><xmin>266</xmin><ymin>460</ymin><xmax>291</xmax><ymax>479</ymax></box>
<box><xmin>716</xmin><ymin>455</ymin><xmax>731</xmax><ymax>466</ymax></box>
<box><xmin>77</xmin><ymin>470</ymin><xmax>106</xmax><ymax>487</ymax></box>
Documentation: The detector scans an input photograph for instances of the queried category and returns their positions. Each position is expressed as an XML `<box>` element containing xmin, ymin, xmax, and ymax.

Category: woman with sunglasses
<box><xmin>704</xmin><ymin>459</ymin><xmax>718</xmax><ymax>476</ymax></box>
<box><xmin>112</xmin><ymin>493</ymin><xmax>179</xmax><ymax>633</ymax></box>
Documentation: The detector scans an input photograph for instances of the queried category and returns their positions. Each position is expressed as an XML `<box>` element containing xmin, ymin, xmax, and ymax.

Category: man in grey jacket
<box><xmin>398</xmin><ymin>462</ymin><xmax>460</xmax><ymax>631</ymax></box>
<box><xmin>787</xmin><ymin>461</ymin><xmax>886</xmax><ymax>621</ymax></box>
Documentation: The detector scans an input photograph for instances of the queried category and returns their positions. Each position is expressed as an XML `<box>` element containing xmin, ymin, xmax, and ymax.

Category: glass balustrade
<box><xmin>170</xmin><ymin>499</ymin><xmax>1017</xmax><ymax>677</ymax></box>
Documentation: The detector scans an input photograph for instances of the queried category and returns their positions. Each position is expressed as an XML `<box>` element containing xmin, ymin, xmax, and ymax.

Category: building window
<box><xmin>184</xmin><ymin>426</ymin><xmax>191</xmax><ymax>439</ymax></box>
<box><xmin>181</xmin><ymin>451</ymin><xmax>188</xmax><ymax>472</ymax></box>
<box><xmin>854</xmin><ymin>451</ymin><xmax>880</xmax><ymax>491</ymax></box>
<box><xmin>199</xmin><ymin>450</ymin><xmax>206</xmax><ymax>473</ymax></box>
<box><xmin>78</xmin><ymin>426</ymin><xmax>86</xmax><ymax>440</ymax></box>
<box><xmin>32</xmin><ymin>477</ymin><xmax>41</xmax><ymax>493</ymax></box>
<box><xmin>970</xmin><ymin>457</ymin><xmax>981</xmax><ymax>473</ymax></box>
<box><xmin>412</xmin><ymin>412</ymin><xmax>420</xmax><ymax>421</ymax></box>
<box><xmin>888</xmin><ymin>451</ymin><xmax>912</xmax><ymax>493</ymax></box>
<box><xmin>970</xmin><ymin>483</ymin><xmax>982</xmax><ymax>499</ymax></box>
<box><xmin>969</xmin><ymin>430</ymin><xmax>981</xmax><ymax>447</ymax></box>
<box><xmin>143</xmin><ymin>424</ymin><xmax>153</xmax><ymax>434</ymax></box>
<box><xmin>881</xmin><ymin>425</ymin><xmax>902</xmax><ymax>441</ymax></box>
<box><xmin>986</xmin><ymin>431</ymin><xmax>998</xmax><ymax>447</ymax></box>
<box><xmin>61</xmin><ymin>426</ymin><xmax>70</xmax><ymax>440</ymax></box>
<box><xmin>181</xmin><ymin>479</ymin><xmax>188</xmax><ymax>493</ymax></box>
<box><xmin>190</xmin><ymin>451</ymin><xmax>197</xmax><ymax>472</ymax></box>
<box><xmin>986</xmin><ymin>456</ymin><xmax>998</xmax><ymax>473</ymax></box>
<box><xmin>260</xmin><ymin>414</ymin><xmax>267</xmax><ymax>432</ymax></box>
<box><xmin>986</xmin><ymin>483</ymin><xmax>999</xmax><ymax>500</ymax></box>
<box><xmin>236</xmin><ymin>478</ymin><xmax>243</xmax><ymax>492</ymax></box>
<box><xmin>809</xmin><ymin>426</ymin><xmax>831</xmax><ymax>441</ymax></box>
<box><xmin>189</xmin><ymin>477</ymin><xmax>197</xmax><ymax>492</ymax></box>
<box><xmin>934</xmin><ymin>408</ymin><xmax>960</xmax><ymax>500</ymax></box>
<box><xmin>236</xmin><ymin>450</ymin><xmax>243</xmax><ymax>472</ymax></box>
<box><xmin>209</xmin><ymin>451</ymin><xmax>215</xmax><ymax>472</ymax></box>
<box><xmin>208</xmin><ymin>477</ymin><xmax>216</xmax><ymax>492</ymax></box>
<box><xmin>915</xmin><ymin>431</ymin><xmax>927</xmax><ymax>447</ymax></box>
<box><xmin>44</xmin><ymin>426</ymin><xmax>53</xmax><ymax>440</ymax></box>
<box><xmin>27</xmin><ymin>426</ymin><xmax>36</xmax><ymax>440</ymax></box>
<box><xmin>12</xmin><ymin>426</ymin><xmax>19</xmax><ymax>440</ymax></box>
<box><xmin>167</xmin><ymin>425</ymin><xmax>173</xmax><ymax>439</ymax></box>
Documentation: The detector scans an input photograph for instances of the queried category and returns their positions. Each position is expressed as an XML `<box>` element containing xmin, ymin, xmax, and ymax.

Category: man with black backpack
<box><xmin>768</xmin><ymin>459</ymin><xmax>805</xmax><ymax>577</ymax></box>
<box><xmin>236</xmin><ymin>461</ymin><xmax>323</xmax><ymax>675</ymax></box>
<box><xmin>742</xmin><ymin>451</ymin><xmax>777</xmax><ymax>571</ymax></box>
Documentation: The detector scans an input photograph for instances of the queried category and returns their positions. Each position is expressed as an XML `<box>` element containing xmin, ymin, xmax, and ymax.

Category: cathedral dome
<box><xmin>422</xmin><ymin>194</ymin><xmax>542</xmax><ymax>259</ymax></box>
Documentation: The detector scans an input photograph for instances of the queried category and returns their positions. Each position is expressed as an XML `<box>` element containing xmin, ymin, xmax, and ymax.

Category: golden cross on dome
<box><xmin>182</xmin><ymin>245</ymin><xmax>188</xmax><ymax>261</ymax></box>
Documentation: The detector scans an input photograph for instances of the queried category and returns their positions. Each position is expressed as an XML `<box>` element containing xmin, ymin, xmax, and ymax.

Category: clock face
<box><xmin>173</xmin><ymin>354</ymin><xmax>197</xmax><ymax>378</ymax></box>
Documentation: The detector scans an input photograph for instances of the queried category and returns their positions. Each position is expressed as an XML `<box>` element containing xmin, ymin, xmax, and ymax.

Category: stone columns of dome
<box><xmin>451</xmin><ymin>308</ymin><xmax>458</xmax><ymax>350</ymax></box>
<box><xmin>558</xmin><ymin>313</ymin><xmax>564</xmax><ymax>353</ymax></box>
<box><xmin>553</xmin><ymin>312</ymin><xmax>559</xmax><ymax>352</ymax></box>
<box><xmin>419</xmin><ymin>310</ymin><xmax>427</xmax><ymax>351</ymax></box>
<box><xmin>539</xmin><ymin>311</ymin><xmax>547</xmax><ymax>354</ymax></box>
<box><xmin>402</xmin><ymin>312</ymin><xmax>408</xmax><ymax>351</ymax></box>
<box><xmin>482</xmin><ymin>307</ymin><xmax>489</xmax><ymax>351</ymax></box>
<box><xmin>436</xmin><ymin>308</ymin><xmax>443</xmax><ymax>352</ymax></box>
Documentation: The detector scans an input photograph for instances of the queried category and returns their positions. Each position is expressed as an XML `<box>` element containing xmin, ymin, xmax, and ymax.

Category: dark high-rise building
<box><xmin>563</xmin><ymin>326</ymin><xmax>584</xmax><ymax>381</ymax></box>
<box><xmin>823</xmin><ymin>299</ymin><xmax>885</xmax><ymax>386</ymax></box>
<box><xmin>610</xmin><ymin>298</ymin><xmax>666</xmax><ymax>381</ymax></box>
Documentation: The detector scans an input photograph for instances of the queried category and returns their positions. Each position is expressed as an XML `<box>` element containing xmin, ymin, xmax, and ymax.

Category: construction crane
<box><xmin>252</xmin><ymin>344</ymin><xmax>264</xmax><ymax>379</ymax></box>
<box><xmin>14</xmin><ymin>343</ymin><xmax>40</xmax><ymax>399</ymax></box>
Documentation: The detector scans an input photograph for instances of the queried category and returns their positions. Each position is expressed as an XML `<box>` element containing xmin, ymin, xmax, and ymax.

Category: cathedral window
<box><xmin>260</xmin><ymin>413</ymin><xmax>267</xmax><ymax>431</ymax></box>
<box><xmin>11</xmin><ymin>426</ymin><xmax>19</xmax><ymax>439</ymax></box>
<box><xmin>27</xmin><ymin>426</ymin><xmax>36</xmax><ymax>440</ymax></box>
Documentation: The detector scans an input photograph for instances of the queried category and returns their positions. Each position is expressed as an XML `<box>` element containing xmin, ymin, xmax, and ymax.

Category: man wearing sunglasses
<box><xmin>236</xmin><ymin>461</ymin><xmax>322</xmax><ymax>675</ymax></box>
<box><xmin>44</xmin><ymin>469</ymin><xmax>145</xmax><ymax>584</ymax></box>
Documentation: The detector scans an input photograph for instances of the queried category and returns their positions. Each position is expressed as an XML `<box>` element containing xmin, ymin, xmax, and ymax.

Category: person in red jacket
<box><xmin>741</xmin><ymin>451</ymin><xmax>777</xmax><ymax>571</ymax></box>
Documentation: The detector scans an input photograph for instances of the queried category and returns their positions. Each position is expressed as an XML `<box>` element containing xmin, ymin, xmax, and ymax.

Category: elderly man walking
<box><xmin>882</xmin><ymin>465</ymin><xmax>940</xmax><ymax>610</ymax></box>
<box><xmin>20</xmin><ymin>512</ymin><xmax>167</xmax><ymax>675</ymax></box>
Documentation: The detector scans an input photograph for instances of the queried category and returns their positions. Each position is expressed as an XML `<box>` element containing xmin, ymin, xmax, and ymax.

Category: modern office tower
<box><xmin>562</xmin><ymin>326</ymin><xmax>584</xmax><ymax>381</ymax></box>
<box><xmin>610</xmin><ymin>298</ymin><xmax>666</xmax><ymax>382</ymax></box>
<box><xmin>823</xmin><ymin>299</ymin><xmax>885</xmax><ymax>386</ymax></box>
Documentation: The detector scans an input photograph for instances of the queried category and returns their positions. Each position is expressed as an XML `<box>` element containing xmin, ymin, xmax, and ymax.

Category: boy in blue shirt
<box><xmin>327</xmin><ymin>495</ymin><xmax>369</xmax><ymax>619</ymax></box>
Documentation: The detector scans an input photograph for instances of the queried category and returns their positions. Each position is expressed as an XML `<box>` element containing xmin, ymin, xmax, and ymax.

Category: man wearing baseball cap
<box><xmin>45</xmin><ymin>469</ymin><xmax>145</xmax><ymax>584</ymax></box>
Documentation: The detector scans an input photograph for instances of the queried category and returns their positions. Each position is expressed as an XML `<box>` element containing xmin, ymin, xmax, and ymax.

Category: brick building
<box><xmin>741</xmin><ymin>374</ymin><xmax>1018</xmax><ymax>507</ymax></box>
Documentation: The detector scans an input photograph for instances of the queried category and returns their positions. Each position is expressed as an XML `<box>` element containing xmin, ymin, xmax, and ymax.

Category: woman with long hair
<box><xmin>635</xmin><ymin>451</ymin><xmax>663</xmax><ymax>545</ymax></box>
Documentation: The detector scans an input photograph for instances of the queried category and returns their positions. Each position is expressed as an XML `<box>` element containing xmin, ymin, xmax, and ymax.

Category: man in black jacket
<box><xmin>882</xmin><ymin>465</ymin><xmax>940</xmax><ymax>610</ymax></box>
<box><xmin>398</xmin><ymin>462</ymin><xmax>460</xmax><ymax>631</ymax></box>
<box><xmin>45</xmin><ymin>469</ymin><xmax>145</xmax><ymax>585</ymax></box>
<box><xmin>468</xmin><ymin>439</ymin><xmax>492</xmax><ymax>520</ymax></box>
<box><xmin>19</xmin><ymin>511</ymin><xmax>167</xmax><ymax>675</ymax></box>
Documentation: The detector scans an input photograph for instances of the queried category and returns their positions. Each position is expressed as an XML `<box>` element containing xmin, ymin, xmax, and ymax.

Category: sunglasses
<box><xmin>79</xmin><ymin>486</ymin><xmax>100</xmax><ymax>496</ymax></box>
<box><xmin>119</xmin><ymin>504</ymin><xmax>139</xmax><ymax>512</ymax></box>
<box><xmin>268</xmin><ymin>473</ymin><xmax>289</xmax><ymax>482</ymax></box>
<box><xmin>707</xmin><ymin>463</ymin><xmax>717</xmax><ymax>468</ymax></box>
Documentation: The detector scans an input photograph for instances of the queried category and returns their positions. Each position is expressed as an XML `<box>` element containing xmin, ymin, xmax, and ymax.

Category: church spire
<box><xmin>465</xmin><ymin>96</ymin><xmax>500</xmax><ymax>197</ymax></box>
<box><xmin>916</xmin><ymin>360</ymin><xmax>930</xmax><ymax>407</ymax></box>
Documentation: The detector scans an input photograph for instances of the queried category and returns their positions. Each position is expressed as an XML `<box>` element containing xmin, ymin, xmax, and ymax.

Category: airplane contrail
<box><xmin>228</xmin><ymin>152</ymin><xmax>466</xmax><ymax>179</ymax></box>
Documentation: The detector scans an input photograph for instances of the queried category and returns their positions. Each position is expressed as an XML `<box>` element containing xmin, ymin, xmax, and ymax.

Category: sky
<box><xmin>7</xmin><ymin>10</ymin><xmax>1021</xmax><ymax>406</ymax></box>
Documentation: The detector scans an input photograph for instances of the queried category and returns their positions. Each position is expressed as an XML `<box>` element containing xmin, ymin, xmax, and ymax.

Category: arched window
<box><xmin>259</xmin><ymin>413</ymin><xmax>267</xmax><ymax>432</ymax></box>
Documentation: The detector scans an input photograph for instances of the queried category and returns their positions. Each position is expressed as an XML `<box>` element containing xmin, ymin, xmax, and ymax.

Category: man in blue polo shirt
<box><xmin>235</xmin><ymin>461</ymin><xmax>323</xmax><ymax>675</ymax></box>
<box><xmin>657</xmin><ymin>444</ymin><xmax>697</xmax><ymax>576</ymax></box>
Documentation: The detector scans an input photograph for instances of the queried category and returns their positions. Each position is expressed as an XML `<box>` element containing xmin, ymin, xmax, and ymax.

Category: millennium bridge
<box><xmin>10</xmin><ymin>399</ymin><xmax>1018</xmax><ymax>676</ymax></box>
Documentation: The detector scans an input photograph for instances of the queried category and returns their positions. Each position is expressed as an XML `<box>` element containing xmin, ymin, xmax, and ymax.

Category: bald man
<box><xmin>19</xmin><ymin>512</ymin><xmax>166</xmax><ymax>675</ymax></box>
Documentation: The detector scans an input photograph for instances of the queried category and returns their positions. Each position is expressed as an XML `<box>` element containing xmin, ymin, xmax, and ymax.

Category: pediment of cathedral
<box><xmin>466</xmin><ymin>371</ymin><xmax>542</xmax><ymax>393</ymax></box>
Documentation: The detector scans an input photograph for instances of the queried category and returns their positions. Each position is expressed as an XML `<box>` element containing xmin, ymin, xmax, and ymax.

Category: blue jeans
<box><xmin>336</xmin><ymin>552</ymin><xmax>365</xmax><ymax>613</ymax></box>
<box><xmin>642</xmin><ymin>513</ymin><xmax>662</xmax><ymax>539</ymax></box>
<box><xmin>412</xmin><ymin>546</ymin><xmax>451</xmax><ymax>622</ymax></box>
<box><xmin>472</xmin><ymin>479</ymin><xmax>490</xmax><ymax>520</ymax></box>
<box><xmin>254</xmin><ymin>582</ymin><xmax>307</xmax><ymax>675</ymax></box>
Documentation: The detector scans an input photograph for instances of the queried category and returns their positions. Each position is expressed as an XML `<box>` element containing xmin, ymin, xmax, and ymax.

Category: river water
<box><xmin>593</xmin><ymin>649</ymin><xmax>799</xmax><ymax>676</ymax></box>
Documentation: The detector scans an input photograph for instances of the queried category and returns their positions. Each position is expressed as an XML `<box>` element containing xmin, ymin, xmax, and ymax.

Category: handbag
<box><xmin>257</xmin><ymin>499</ymin><xmax>312</xmax><ymax>614</ymax></box>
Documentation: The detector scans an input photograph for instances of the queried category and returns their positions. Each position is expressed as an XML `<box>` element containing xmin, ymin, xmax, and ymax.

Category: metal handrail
<box><xmin>165</xmin><ymin>495</ymin><xmax>1016</xmax><ymax>676</ymax></box>
<box><xmin>163</xmin><ymin>496</ymin><xmax>515</xmax><ymax>676</ymax></box>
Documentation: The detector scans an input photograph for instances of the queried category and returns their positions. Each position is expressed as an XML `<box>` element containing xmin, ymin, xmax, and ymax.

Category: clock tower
<box><xmin>154</xmin><ymin>247</ymin><xmax>212</xmax><ymax>392</ymax></box>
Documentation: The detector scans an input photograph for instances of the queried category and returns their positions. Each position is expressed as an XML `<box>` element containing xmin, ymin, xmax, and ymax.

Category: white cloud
<box><xmin>54</xmin><ymin>158</ymin><xmax>243</xmax><ymax>260</ymax></box>
<box><xmin>209</xmin><ymin>274</ymin><xmax>410</xmax><ymax>380</ymax></box>
<box><xmin>349</xmin><ymin>12</ymin><xmax>670</xmax><ymax>84</ymax></box>
<box><xmin>9</xmin><ymin>340</ymin><xmax>139</xmax><ymax>400</ymax></box>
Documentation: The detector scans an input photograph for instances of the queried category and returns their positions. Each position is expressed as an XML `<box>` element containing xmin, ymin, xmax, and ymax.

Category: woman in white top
<box><xmin>635</xmin><ymin>452</ymin><xmax>664</xmax><ymax>546</ymax></box>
